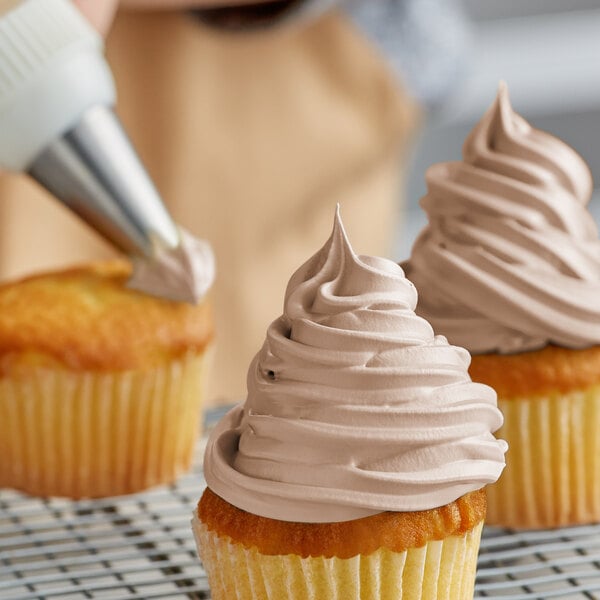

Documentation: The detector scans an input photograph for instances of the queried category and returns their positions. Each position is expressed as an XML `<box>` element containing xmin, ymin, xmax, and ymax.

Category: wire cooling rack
<box><xmin>1</xmin><ymin>408</ymin><xmax>600</xmax><ymax>600</ymax></box>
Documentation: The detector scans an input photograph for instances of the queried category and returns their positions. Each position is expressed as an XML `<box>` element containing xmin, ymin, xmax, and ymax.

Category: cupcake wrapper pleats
<box><xmin>487</xmin><ymin>386</ymin><xmax>600</xmax><ymax>528</ymax></box>
<box><xmin>0</xmin><ymin>350</ymin><xmax>211</xmax><ymax>498</ymax></box>
<box><xmin>192</xmin><ymin>517</ymin><xmax>483</xmax><ymax>600</ymax></box>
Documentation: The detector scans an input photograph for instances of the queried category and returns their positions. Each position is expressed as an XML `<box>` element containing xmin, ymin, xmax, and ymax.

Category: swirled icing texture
<box><xmin>127</xmin><ymin>228</ymin><xmax>215</xmax><ymax>304</ymax></box>
<box><xmin>404</xmin><ymin>83</ymin><xmax>600</xmax><ymax>354</ymax></box>
<box><xmin>204</xmin><ymin>209</ymin><xmax>506</xmax><ymax>523</ymax></box>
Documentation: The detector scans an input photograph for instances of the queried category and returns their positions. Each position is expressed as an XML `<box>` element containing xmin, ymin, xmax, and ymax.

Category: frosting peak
<box><xmin>405</xmin><ymin>84</ymin><xmax>600</xmax><ymax>354</ymax></box>
<box><xmin>127</xmin><ymin>228</ymin><xmax>215</xmax><ymax>304</ymax></box>
<box><xmin>204</xmin><ymin>207</ymin><xmax>506</xmax><ymax>523</ymax></box>
<box><xmin>464</xmin><ymin>82</ymin><xmax>593</xmax><ymax>205</ymax></box>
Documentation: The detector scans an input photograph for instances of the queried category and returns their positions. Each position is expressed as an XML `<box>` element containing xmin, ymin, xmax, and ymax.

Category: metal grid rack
<box><xmin>477</xmin><ymin>526</ymin><xmax>600</xmax><ymax>599</ymax></box>
<box><xmin>1</xmin><ymin>410</ymin><xmax>600</xmax><ymax>599</ymax></box>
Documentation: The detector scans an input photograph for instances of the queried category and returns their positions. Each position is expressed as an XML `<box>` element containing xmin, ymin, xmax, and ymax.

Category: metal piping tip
<box><xmin>29</xmin><ymin>104</ymin><xmax>180</xmax><ymax>259</ymax></box>
<box><xmin>0</xmin><ymin>0</ymin><xmax>214</xmax><ymax>303</ymax></box>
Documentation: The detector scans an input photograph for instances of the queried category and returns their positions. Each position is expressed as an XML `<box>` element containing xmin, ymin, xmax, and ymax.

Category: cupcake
<box><xmin>0</xmin><ymin>261</ymin><xmax>213</xmax><ymax>498</ymax></box>
<box><xmin>404</xmin><ymin>83</ymin><xmax>600</xmax><ymax>529</ymax></box>
<box><xmin>193</xmin><ymin>208</ymin><xmax>506</xmax><ymax>599</ymax></box>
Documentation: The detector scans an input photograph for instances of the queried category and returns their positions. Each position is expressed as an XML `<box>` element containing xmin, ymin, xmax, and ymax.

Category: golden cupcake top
<box><xmin>197</xmin><ymin>487</ymin><xmax>486</xmax><ymax>559</ymax></box>
<box><xmin>0</xmin><ymin>261</ymin><xmax>213</xmax><ymax>376</ymax></box>
<box><xmin>470</xmin><ymin>344</ymin><xmax>600</xmax><ymax>397</ymax></box>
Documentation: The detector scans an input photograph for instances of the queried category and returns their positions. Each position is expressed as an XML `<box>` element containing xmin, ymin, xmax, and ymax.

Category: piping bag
<box><xmin>0</xmin><ymin>0</ymin><xmax>215</xmax><ymax>303</ymax></box>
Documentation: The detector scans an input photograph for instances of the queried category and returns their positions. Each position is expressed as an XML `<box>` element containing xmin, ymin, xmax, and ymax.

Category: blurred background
<box><xmin>397</xmin><ymin>0</ymin><xmax>600</xmax><ymax>259</ymax></box>
<box><xmin>1</xmin><ymin>0</ymin><xmax>598</xmax><ymax>405</ymax></box>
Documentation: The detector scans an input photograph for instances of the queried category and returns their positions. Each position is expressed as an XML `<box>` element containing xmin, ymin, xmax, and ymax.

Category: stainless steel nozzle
<box><xmin>29</xmin><ymin>105</ymin><xmax>180</xmax><ymax>259</ymax></box>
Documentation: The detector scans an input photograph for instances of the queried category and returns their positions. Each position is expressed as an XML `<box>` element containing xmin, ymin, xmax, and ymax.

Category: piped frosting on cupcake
<box><xmin>127</xmin><ymin>228</ymin><xmax>215</xmax><ymax>304</ymax></box>
<box><xmin>404</xmin><ymin>82</ymin><xmax>600</xmax><ymax>354</ymax></box>
<box><xmin>203</xmin><ymin>207</ymin><xmax>506</xmax><ymax>523</ymax></box>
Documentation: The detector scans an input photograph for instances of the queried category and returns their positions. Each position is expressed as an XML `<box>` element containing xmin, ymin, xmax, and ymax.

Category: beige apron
<box><xmin>0</xmin><ymin>9</ymin><xmax>418</xmax><ymax>405</ymax></box>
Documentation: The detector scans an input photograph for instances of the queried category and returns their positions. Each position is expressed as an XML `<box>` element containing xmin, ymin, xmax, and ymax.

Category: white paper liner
<box><xmin>0</xmin><ymin>350</ymin><xmax>211</xmax><ymax>498</ymax></box>
<box><xmin>192</xmin><ymin>514</ymin><xmax>483</xmax><ymax>600</ymax></box>
<box><xmin>487</xmin><ymin>386</ymin><xmax>600</xmax><ymax>528</ymax></box>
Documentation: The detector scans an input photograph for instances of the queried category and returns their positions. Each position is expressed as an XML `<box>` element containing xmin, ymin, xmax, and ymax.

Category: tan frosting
<box><xmin>404</xmin><ymin>83</ymin><xmax>600</xmax><ymax>354</ymax></box>
<box><xmin>127</xmin><ymin>228</ymin><xmax>215</xmax><ymax>304</ymax></box>
<box><xmin>203</xmin><ymin>208</ymin><xmax>506</xmax><ymax>523</ymax></box>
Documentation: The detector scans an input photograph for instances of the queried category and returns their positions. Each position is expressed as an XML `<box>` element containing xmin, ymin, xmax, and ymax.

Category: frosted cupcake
<box><xmin>404</xmin><ymin>83</ymin><xmax>600</xmax><ymax>528</ymax></box>
<box><xmin>0</xmin><ymin>261</ymin><xmax>213</xmax><ymax>498</ymax></box>
<box><xmin>193</xmin><ymin>208</ymin><xmax>506</xmax><ymax>599</ymax></box>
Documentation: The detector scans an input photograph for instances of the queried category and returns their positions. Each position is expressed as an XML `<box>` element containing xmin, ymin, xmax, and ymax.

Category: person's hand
<box><xmin>75</xmin><ymin>0</ymin><xmax>281</xmax><ymax>35</ymax></box>
<box><xmin>73</xmin><ymin>0</ymin><xmax>119</xmax><ymax>35</ymax></box>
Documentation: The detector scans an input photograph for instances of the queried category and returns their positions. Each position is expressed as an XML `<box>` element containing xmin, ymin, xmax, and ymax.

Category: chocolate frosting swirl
<box><xmin>127</xmin><ymin>228</ymin><xmax>215</xmax><ymax>304</ymax></box>
<box><xmin>204</xmin><ymin>208</ymin><xmax>506</xmax><ymax>523</ymax></box>
<box><xmin>405</xmin><ymin>83</ymin><xmax>600</xmax><ymax>354</ymax></box>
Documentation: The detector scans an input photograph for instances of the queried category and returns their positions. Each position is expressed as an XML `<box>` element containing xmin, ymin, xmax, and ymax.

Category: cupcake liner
<box><xmin>487</xmin><ymin>385</ymin><xmax>600</xmax><ymax>528</ymax></box>
<box><xmin>0</xmin><ymin>350</ymin><xmax>211</xmax><ymax>498</ymax></box>
<box><xmin>192</xmin><ymin>515</ymin><xmax>483</xmax><ymax>600</ymax></box>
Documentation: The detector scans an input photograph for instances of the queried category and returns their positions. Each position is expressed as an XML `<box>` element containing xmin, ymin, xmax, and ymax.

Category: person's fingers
<box><xmin>72</xmin><ymin>0</ymin><xmax>120</xmax><ymax>35</ymax></box>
